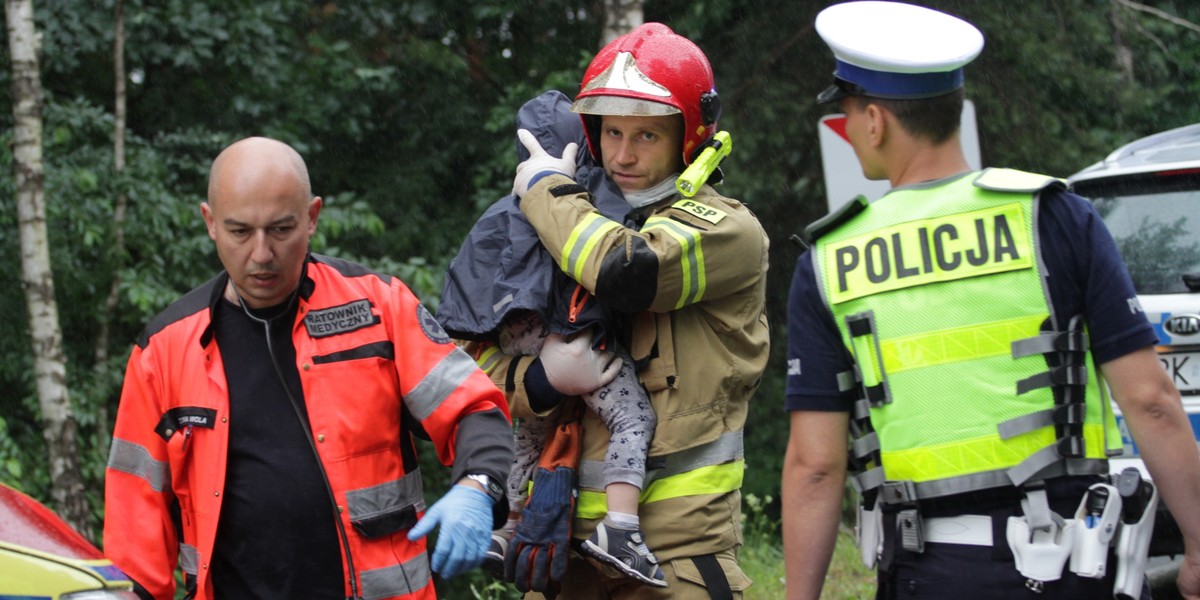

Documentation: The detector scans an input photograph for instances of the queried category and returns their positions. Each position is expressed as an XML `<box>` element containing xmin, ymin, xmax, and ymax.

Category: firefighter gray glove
<box><xmin>513</xmin><ymin>128</ymin><xmax>578</xmax><ymax>197</ymax></box>
<box><xmin>537</xmin><ymin>332</ymin><xmax>621</xmax><ymax>397</ymax></box>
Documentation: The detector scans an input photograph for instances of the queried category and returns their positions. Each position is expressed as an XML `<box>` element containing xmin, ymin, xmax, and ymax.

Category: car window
<box><xmin>1073</xmin><ymin>172</ymin><xmax>1200</xmax><ymax>295</ymax></box>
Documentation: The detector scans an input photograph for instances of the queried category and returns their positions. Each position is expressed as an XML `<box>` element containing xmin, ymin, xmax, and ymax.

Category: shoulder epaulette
<box><xmin>973</xmin><ymin>168</ymin><xmax>1066</xmax><ymax>193</ymax></box>
<box><xmin>803</xmin><ymin>195</ymin><xmax>869</xmax><ymax>244</ymax></box>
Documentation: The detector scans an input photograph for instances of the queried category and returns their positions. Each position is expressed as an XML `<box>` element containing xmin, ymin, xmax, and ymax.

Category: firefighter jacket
<box><xmin>104</xmin><ymin>254</ymin><xmax>511</xmax><ymax>600</ymax></box>
<box><xmin>437</xmin><ymin>90</ymin><xmax>630</xmax><ymax>344</ymax></box>
<box><xmin>809</xmin><ymin>169</ymin><xmax>1121</xmax><ymax>504</ymax></box>
<box><xmin>476</xmin><ymin>174</ymin><xmax>770</xmax><ymax>566</ymax></box>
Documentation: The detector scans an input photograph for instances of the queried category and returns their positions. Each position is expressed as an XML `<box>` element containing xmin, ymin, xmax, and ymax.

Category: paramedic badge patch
<box><xmin>305</xmin><ymin>299</ymin><xmax>380</xmax><ymax>338</ymax></box>
<box><xmin>418</xmin><ymin>304</ymin><xmax>451</xmax><ymax>344</ymax></box>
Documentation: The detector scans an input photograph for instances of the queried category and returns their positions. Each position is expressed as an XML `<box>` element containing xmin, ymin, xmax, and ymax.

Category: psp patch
<box><xmin>671</xmin><ymin>198</ymin><xmax>727</xmax><ymax>225</ymax></box>
<box><xmin>418</xmin><ymin>304</ymin><xmax>451</xmax><ymax>344</ymax></box>
<box><xmin>305</xmin><ymin>299</ymin><xmax>380</xmax><ymax>338</ymax></box>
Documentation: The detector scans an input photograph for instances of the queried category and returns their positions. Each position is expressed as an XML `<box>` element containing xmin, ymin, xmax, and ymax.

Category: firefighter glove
<box><xmin>513</xmin><ymin>128</ymin><xmax>578</xmax><ymax>196</ymax></box>
<box><xmin>505</xmin><ymin>465</ymin><xmax>576</xmax><ymax>593</ymax></box>
<box><xmin>407</xmin><ymin>483</ymin><xmax>493</xmax><ymax>579</ymax></box>
<box><xmin>504</xmin><ymin>401</ymin><xmax>582</xmax><ymax>595</ymax></box>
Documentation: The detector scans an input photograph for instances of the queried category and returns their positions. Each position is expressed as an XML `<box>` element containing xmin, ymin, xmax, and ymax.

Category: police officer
<box><xmin>781</xmin><ymin>2</ymin><xmax>1200</xmax><ymax>599</ymax></box>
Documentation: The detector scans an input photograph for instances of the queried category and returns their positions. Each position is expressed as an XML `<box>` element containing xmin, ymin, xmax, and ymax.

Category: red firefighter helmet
<box><xmin>572</xmin><ymin>23</ymin><xmax>721</xmax><ymax>166</ymax></box>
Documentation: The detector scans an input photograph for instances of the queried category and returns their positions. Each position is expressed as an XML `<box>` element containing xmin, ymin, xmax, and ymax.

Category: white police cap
<box><xmin>815</xmin><ymin>1</ymin><xmax>984</xmax><ymax>103</ymax></box>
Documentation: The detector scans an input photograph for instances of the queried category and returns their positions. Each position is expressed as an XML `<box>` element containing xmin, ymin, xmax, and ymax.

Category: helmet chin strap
<box><xmin>623</xmin><ymin>172</ymin><xmax>681</xmax><ymax>208</ymax></box>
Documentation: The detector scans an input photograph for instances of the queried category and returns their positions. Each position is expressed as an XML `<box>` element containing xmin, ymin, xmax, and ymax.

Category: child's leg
<box><xmin>579</xmin><ymin>348</ymin><xmax>666</xmax><ymax>587</ymax></box>
<box><xmin>581</xmin><ymin>347</ymin><xmax>657</xmax><ymax>506</ymax></box>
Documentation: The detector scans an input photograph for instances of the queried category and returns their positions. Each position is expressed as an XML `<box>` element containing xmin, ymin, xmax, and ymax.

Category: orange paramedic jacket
<box><xmin>104</xmin><ymin>254</ymin><xmax>509</xmax><ymax>599</ymax></box>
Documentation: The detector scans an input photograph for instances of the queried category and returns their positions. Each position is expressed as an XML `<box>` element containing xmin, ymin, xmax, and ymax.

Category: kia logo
<box><xmin>1164</xmin><ymin>314</ymin><xmax>1200</xmax><ymax>336</ymax></box>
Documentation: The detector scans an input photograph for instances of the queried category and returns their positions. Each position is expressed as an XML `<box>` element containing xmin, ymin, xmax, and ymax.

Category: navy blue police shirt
<box><xmin>786</xmin><ymin>179</ymin><xmax>1159</xmax><ymax>412</ymax></box>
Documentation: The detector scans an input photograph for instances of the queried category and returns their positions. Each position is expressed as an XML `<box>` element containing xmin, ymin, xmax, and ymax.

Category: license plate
<box><xmin>1159</xmin><ymin>351</ymin><xmax>1200</xmax><ymax>394</ymax></box>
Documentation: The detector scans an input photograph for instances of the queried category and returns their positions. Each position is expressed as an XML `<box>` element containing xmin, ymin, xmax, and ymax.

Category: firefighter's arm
<box><xmin>519</xmin><ymin>174</ymin><xmax>767</xmax><ymax>314</ymax></box>
<box><xmin>782</xmin><ymin>409</ymin><xmax>849</xmax><ymax>600</ymax></box>
<box><xmin>103</xmin><ymin>346</ymin><xmax>179</xmax><ymax>600</ymax></box>
<box><xmin>1102</xmin><ymin>347</ymin><xmax>1200</xmax><ymax>599</ymax></box>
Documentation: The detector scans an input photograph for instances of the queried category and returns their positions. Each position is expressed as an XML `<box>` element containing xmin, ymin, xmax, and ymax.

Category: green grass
<box><xmin>741</xmin><ymin>492</ymin><xmax>875</xmax><ymax>599</ymax></box>
<box><xmin>742</xmin><ymin>531</ymin><xmax>876</xmax><ymax>599</ymax></box>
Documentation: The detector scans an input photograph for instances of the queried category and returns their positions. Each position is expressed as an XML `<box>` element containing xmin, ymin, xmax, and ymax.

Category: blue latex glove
<box><xmin>504</xmin><ymin>466</ymin><xmax>576</xmax><ymax>593</ymax></box>
<box><xmin>407</xmin><ymin>483</ymin><xmax>494</xmax><ymax>579</ymax></box>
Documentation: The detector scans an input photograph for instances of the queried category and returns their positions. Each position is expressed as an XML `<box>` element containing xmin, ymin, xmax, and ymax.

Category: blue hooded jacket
<box><xmin>437</xmin><ymin>91</ymin><xmax>632</xmax><ymax>342</ymax></box>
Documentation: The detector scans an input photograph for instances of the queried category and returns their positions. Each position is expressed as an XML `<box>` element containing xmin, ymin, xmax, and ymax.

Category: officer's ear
<box><xmin>864</xmin><ymin>103</ymin><xmax>887</xmax><ymax>149</ymax></box>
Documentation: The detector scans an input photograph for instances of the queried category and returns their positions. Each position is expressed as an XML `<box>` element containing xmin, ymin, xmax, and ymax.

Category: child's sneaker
<box><xmin>580</xmin><ymin>521</ymin><xmax>668</xmax><ymax>587</ymax></box>
<box><xmin>484</xmin><ymin>528</ymin><xmax>510</xmax><ymax>579</ymax></box>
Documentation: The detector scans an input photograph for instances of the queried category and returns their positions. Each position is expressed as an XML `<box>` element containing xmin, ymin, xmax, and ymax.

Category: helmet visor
<box><xmin>571</xmin><ymin>95</ymin><xmax>681</xmax><ymax>118</ymax></box>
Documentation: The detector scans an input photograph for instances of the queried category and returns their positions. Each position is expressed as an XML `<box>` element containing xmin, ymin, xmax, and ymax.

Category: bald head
<box><xmin>207</xmin><ymin>137</ymin><xmax>312</xmax><ymax>207</ymax></box>
<box><xmin>201</xmin><ymin>136</ymin><xmax>322</xmax><ymax>309</ymax></box>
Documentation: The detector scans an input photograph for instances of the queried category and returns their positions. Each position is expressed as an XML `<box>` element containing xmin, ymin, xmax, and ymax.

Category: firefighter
<box><xmin>485</xmin><ymin>22</ymin><xmax>770</xmax><ymax>599</ymax></box>
<box><xmin>782</xmin><ymin>3</ymin><xmax>1200</xmax><ymax>599</ymax></box>
<box><xmin>103</xmin><ymin>137</ymin><xmax>514</xmax><ymax>599</ymax></box>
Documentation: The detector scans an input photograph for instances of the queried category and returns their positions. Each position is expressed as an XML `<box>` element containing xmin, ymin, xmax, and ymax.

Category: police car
<box><xmin>1069</xmin><ymin>123</ymin><xmax>1200</xmax><ymax>556</ymax></box>
<box><xmin>0</xmin><ymin>482</ymin><xmax>137</xmax><ymax>598</ymax></box>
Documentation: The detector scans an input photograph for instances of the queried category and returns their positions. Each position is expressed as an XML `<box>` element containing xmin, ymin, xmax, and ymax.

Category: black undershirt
<box><xmin>211</xmin><ymin>296</ymin><xmax>344</xmax><ymax>598</ymax></box>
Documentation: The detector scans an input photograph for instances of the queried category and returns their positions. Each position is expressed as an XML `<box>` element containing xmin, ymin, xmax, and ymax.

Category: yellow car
<box><xmin>0</xmin><ymin>482</ymin><xmax>137</xmax><ymax>599</ymax></box>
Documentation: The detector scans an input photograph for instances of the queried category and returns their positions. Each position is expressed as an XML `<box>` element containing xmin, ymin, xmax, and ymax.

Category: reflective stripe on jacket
<box><xmin>104</xmin><ymin>254</ymin><xmax>510</xmax><ymax>600</ymax></box>
<box><xmin>812</xmin><ymin>169</ymin><xmax>1121</xmax><ymax>501</ymax></box>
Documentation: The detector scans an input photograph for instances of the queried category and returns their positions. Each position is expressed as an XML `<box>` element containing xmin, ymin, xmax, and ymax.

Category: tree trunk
<box><xmin>5</xmin><ymin>0</ymin><xmax>92</xmax><ymax>539</ymax></box>
<box><xmin>92</xmin><ymin>0</ymin><xmax>127</xmax><ymax>446</ymax></box>
<box><xmin>1110</xmin><ymin>0</ymin><xmax>1135</xmax><ymax>85</ymax></box>
<box><xmin>602</xmin><ymin>0</ymin><xmax>643</xmax><ymax>46</ymax></box>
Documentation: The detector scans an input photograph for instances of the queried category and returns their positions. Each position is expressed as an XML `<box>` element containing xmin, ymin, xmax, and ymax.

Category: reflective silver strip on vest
<box><xmin>1007</xmin><ymin>444</ymin><xmax>1065</xmax><ymax>486</ymax></box>
<box><xmin>851</xmin><ymin>467</ymin><xmax>885</xmax><ymax>493</ymax></box>
<box><xmin>345</xmin><ymin>469</ymin><xmax>426</xmax><ymax>520</ymax></box>
<box><xmin>360</xmin><ymin>551</ymin><xmax>431</xmax><ymax>600</ymax></box>
<box><xmin>405</xmin><ymin>349</ymin><xmax>480</xmax><ymax>421</ymax></box>
<box><xmin>578</xmin><ymin>430</ymin><xmax>743</xmax><ymax>491</ymax></box>
<box><xmin>1011</xmin><ymin>331</ymin><xmax>1088</xmax><ymax>359</ymax></box>
<box><xmin>997</xmin><ymin>409</ymin><xmax>1054</xmax><ymax>440</ymax></box>
<box><xmin>838</xmin><ymin>370</ymin><xmax>859</xmax><ymax>393</ymax></box>
<box><xmin>851</xmin><ymin>432</ymin><xmax>879</xmax><ymax>460</ymax></box>
<box><xmin>179</xmin><ymin>543</ymin><xmax>198</xmax><ymax>576</ymax></box>
<box><xmin>853</xmin><ymin>399</ymin><xmax>871</xmax><ymax>421</ymax></box>
<box><xmin>107</xmin><ymin>438</ymin><xmax>169</xmax><ymax>493</ymax></box>
<box><xmin>876</xmin><ymin>458</ymin><xmax>1111</xmax><ymax>506</ymax></box>
<box><xmin>878</xmin><ymin>471</ymin><xmax>1012</xmax><ymax>503</ymax></box>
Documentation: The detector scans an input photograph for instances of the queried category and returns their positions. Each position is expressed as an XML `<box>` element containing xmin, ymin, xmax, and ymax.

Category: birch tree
<box><xmin>91</xmin><ymin>0</ymin><xmax>127</xmax><ymax>447</ymax></box>
<box><xmin>5</xmin><ymin>0</ymin><xmax>91</xmax><ymax>538</ymax></box>
<box><xmin>603</xmin><ymin>0</ymin><xmax>643</xmax><ymax>45</ymax></box>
